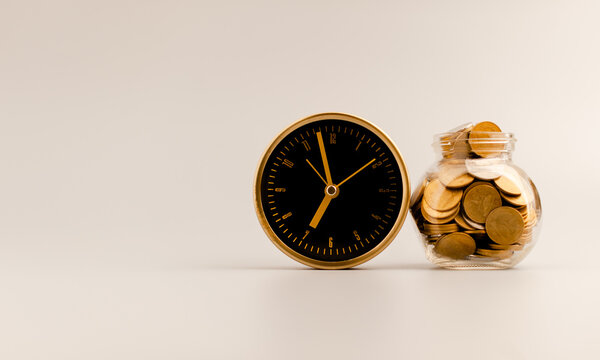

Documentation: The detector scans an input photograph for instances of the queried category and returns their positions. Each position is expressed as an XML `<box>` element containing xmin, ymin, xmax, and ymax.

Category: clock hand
<box><xmin>316</xmin><ymin>132</ymin><xmax>333</xmax><ymax>184</ymax></box>
<box><xmin>306</xmin><ymin>159</ymin><xmax>327</xmax><ymax>185</ymax></box>
<box><xmin>309</xmin><ymin>194</ymin><xmax>333</xmax><ymax>229</ymax></box>
<box><xmin>337</xmin><ymin>158</ymin><xmax>376</xmax><ymax>187</ymax></box>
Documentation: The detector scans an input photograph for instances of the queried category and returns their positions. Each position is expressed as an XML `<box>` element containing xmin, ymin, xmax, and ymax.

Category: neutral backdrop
<box><xmin>1</xmin><ymin>1</ymin><xmax>599</xmax><ymax>359</ymax></box>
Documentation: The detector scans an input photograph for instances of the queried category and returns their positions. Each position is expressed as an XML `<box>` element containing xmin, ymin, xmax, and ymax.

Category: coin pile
<box><xmin>410</xmin><ymin>122</ymin><xmax>539</xmax><ymax>261</ymax></box>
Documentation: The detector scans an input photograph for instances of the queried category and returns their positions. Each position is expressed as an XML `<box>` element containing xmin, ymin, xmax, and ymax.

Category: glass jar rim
<box><xmin>433</xmin><ymin>131</ymin><xmax>516</xmax><ymax>157</ymax></box>
<box><xmin>434</xmin><ymin>131</ymin><xmax>516</xmax><ymax>146</ymax></box>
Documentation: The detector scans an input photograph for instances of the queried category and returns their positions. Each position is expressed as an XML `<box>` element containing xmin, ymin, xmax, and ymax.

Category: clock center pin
<box><xmin>325</xmin><ymin>184</ymin><xmax>339</xmax><ymax>198</ymax></box>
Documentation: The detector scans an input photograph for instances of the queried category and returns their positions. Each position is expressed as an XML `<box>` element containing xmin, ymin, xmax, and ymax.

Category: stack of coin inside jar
<box><xmin>410</xmin><ymin>122</ymin><xmax>540</xmax><ymax>262</ymax></box>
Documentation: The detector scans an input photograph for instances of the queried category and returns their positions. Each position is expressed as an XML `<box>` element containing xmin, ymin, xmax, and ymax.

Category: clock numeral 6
<box><xmin>328</xmin><ymin>237</ymin><xmax>333</xmax><ymax>248</ymax></box>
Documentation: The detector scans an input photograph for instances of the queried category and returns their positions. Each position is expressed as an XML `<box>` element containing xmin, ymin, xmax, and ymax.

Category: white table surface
<box><xmin>1</xmin><ymin>255</ymin><xmax>598</xmax><ymax>360</ymax></box>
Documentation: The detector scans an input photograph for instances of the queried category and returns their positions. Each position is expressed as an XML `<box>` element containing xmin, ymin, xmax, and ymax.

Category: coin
<box><xmin>454</xmin><ymin>212</ymin><xmax>476</xmax><ymax>230</ymax></box>
<box><xmin>489</xmin><ymin>243</ymin><xmax>523</xmax><ymax>251</ymax></box>
<box><xmin>423</xmin><ymin>179</ymin><xmax>463</xmax><ymax>212</ymax></box>
<box><xmin>438</xmin><ymin>163</ymin><xmax>474</xmax><ymax>188</ymax></box>
<box><xmin>468</xmin><ymin>121</ymin><xmax>504</xmax><ymax>158</ymax></box>
<box><xmin>525</xmin><ymin>213</ymin><xmax>537</xmax><ymax>227</ymax></box>
<box><xmin>493</xmin><ymin>167</ymin><xmax>523</xmax><ymax>196</ymax></box>
<box><xmin>434</xmin><ymin>232</ymin><xmax>477</xmax><ymax>259</ymax></box>
<box><xmin>500</xmin><ymin>191</ymin><xmax>528</xmax><ymax>207</ymax></box>
<box><xmin>475</xmin><ymin>248</ymin><xmax>513</xmax><ymax>259</ymax></box>
<box><xmin>410</xmin><ymin>178</ymin><xmax>427</xmax><ymax>207</ymax></box>
<box><xmin>465</xmin><ymin>158</ymin><xmax>504</xmax><ymax>180</ymax></box>
<box><xmin>452</xmin><ymin>130</ymin><xmax>471</xmax><ymax>158</ymax></box>
<box><xmin>462</xmin><ymin>183</ymin><xmax>502</xmax><ymax>223</ymax></box>
<box><xmin>494</xmin><ymin>176</ymin><xmax>522</xmax><ymax>196</ymax></box>
<box><xmin>485</xmin><ymin>206</ymin><xmax>525</xmax><ymax>245</ymax></box>
<box><xmin>464</xmin><ymin>230</ymin><xmax>487</xmax><ymax>235</ymax></box>
<box><xmin>421</xmin><ymin>199</ymin><xmax>459</xmax><ymax>219</ymax></box>
<box><xmin>421</xmin><ymin>204</ymin><xmax>460</xmax><ymax>224</ymax></box>
<box><xmin>461</xmin><ymin>211</ymin><xmax>485</xmax><ymax>229</ymax></box>
<box><xmin>440</xmin><ymin>124</ymin><xmax>473</xmax><ymax>158</ymax></box>
<box><xmin>529</xmin><ymin>179</ymin><xmax>542</xmax><ymax>217</ymax></box>
<box><xmin>423</xmin><ymin>223</ymin><xmax>459</xmax><ymax>235</ymax></box>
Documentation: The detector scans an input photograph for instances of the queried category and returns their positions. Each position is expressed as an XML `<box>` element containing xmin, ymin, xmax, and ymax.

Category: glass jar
<box><xmin>410</xmin><ymin>122</ymin><xmax>542</xmax><ymax>269</ymax></box>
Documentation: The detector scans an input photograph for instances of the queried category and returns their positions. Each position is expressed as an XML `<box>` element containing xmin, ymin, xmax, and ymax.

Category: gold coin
<box><xmin>410</xmin><ymin>178</ymin><xmax>427</xmax><ymax>207</ymax></box>
<box><xmin>515</xmin><ymin>205</ymin><xmax>528</xmax><ymax>215</ymax></box>
<box><xmin>485</xmin><ymin>206</ymin><xmax>525</xmax><ymax>245</ymax></box>
<box><xmin>468</xmin><ymin>121</ymin><xmax>504</xmax><ymax>158</ymax></box>
<box><xmin>410</xmin><ymin>201</ymin><xmax>422</xmax><ymax>219</ymax></box>
<box><xmin>434</xmin><ymin>232</ymin><xmax>477</xmax><ymax>259</ymax></box>
<box><xmin>421</xmin><ymin>204</ymin><xmax>460</xmax><ymax>224</ymax></box>
<box><xmin>489</xmin><ymin>243</ymin><xmax>523</xmax><ymax>251</ymax></box>
<box><xmin>500</xmin><ymin>191</ymin><xmax>528</xmax><ymax>207</ymax></box>
<box><xmin>518</xmin><ymin>233</ymin><xmax>533</xmax><ymax>245</ymax></box>
<box><xmin>475</xmin><ymin>248</ymin><xmax>514</xmax><ymax>259</ymax></box>
<box><xmin>462</xmin><ymin>183</ymin><xmax>502</xmax><ymax>223</ymax></box>
<box><xmin>423</xmin><ymin>179</ymin><xmax>463</xmax><ymax>212</ymax></box>
<box><xmin>529</xmin><ymin>179</ymin><xmax>542</xmax><ymax>217</ymax></box>
<box><xmin>465</xmin><ymin>158</ymin><xmax>504</xmax><ymax>180</ymax></box>
<box><xmin>440</xmin><ymin>125</ymin><xmax>472</xmax><ymax>158</ymax></box>
<box><xmin>494</xmin><ymin>176</ymin><xmax>522</xmax><ymax>196</ymax></box>
<box><xmin>422</xmin><ymin>199</ymin><xmax>459</xmax><ymax>219</ymax></box>
<box><xmin>522</xmin><ymin>208</ymin><xmax>537</xmax><ymax>227</ymax></box>
<box><xmin>423</xmin><ymin>223</ymin><xmax>459</xmax><ymax>235</ymax></box>
<box><xmin>464</xmin><ymin>230</ymin><xmax>486</xmax><ymax>235</ymax></box>
<box><xmin>451</xmin><ymin>130</ymin><xmax>471</xmax><ymax>158</ymax></box>
<box><xmin>454</xmin><ymin>212</ymin><xmax>476</xmax><ymax>230</ymax></box>
<box><xmin>438</xmin><ymin>163</ymin><xmax>474</xmax><ymax>189</ymax></box>
<box><xmin>461</xmin><ymin>211</ymin><xmax>485</xmax><ymax>229</ymax></box>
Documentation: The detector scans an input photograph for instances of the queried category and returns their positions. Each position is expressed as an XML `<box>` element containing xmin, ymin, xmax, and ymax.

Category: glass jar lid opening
<box><xmin>433</xmin><ymin>131</ymin><xmax>516</xmax><ymax>157</ymax></box>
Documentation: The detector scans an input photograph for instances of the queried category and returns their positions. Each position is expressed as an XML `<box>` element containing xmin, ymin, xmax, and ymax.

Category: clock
<box><xmin>254</xmin><ymin>113</ymin><xmax>410</xmax><ymax>269</ymax></box>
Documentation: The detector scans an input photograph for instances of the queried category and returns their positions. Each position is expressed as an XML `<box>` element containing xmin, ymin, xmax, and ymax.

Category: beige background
<box><xmin>1</xmin><ymin>0</ymin><xmax>599</xmax><ymax>359</ymax></box>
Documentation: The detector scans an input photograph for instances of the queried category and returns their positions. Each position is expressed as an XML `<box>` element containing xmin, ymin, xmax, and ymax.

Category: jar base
<box><xmin>427</xmin><ymin>252</ymin><xmax>516</xmax><ymax>269</ymax></box>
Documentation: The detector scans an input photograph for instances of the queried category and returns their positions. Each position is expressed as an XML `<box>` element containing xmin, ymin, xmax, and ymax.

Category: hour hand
<box><xmin>306</xmin><ymin>159</ymin><xmax>327</xmax><ymax>185</ymax></box>
<box><xmin>309</xmin><ymin>194</ymin><xmax>333</xmax><ymax>229</ymax></box>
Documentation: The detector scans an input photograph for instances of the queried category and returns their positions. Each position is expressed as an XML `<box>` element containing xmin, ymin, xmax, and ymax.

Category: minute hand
<box><xmin>337</xmin><ymin>158</ymin><xmax>376</xmax><ymax>187</ymax></box>
<box><xmin>316</xmin><ymin>132</ymin><xmax>333</xmax><ymax>184</ymax></box>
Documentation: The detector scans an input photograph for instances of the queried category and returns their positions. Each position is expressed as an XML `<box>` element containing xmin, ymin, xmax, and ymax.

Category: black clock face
<box><xmin>257</xmin><ymin>115</ymin><xmax>408</xmax><ymax>267</ymax></box>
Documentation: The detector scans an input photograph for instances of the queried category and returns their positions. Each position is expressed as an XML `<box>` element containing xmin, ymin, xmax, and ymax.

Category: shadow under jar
<box><xmin>410</xmin><ymin>122</ymin><xmax>542</xmax><ymax>269</ymax></box>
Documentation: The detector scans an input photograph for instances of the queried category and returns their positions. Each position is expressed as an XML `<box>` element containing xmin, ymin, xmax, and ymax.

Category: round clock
<box><xmin>254</xmin><ymin>113</ymin><xmax>410</xmax><ymax>269</ymax></box>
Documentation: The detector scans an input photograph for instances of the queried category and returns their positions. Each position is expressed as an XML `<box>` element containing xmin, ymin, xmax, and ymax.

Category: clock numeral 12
<box><xmin>329</xmin><ymin>133</ymin><xmax>336</xmax><ymax>144</ymax></box>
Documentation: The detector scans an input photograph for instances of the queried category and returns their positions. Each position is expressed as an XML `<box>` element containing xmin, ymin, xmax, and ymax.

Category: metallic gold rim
<box><xmin>253</xmin><ymin>112</ymin><xmax>411</xmax><ymax>269</ymax></box>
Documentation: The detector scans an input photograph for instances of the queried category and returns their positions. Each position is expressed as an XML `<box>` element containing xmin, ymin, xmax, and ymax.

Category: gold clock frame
<box><xmin>254</xmin><ymin>113</ymin><xmax>411</xmax><ymax>269</ymax></box>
